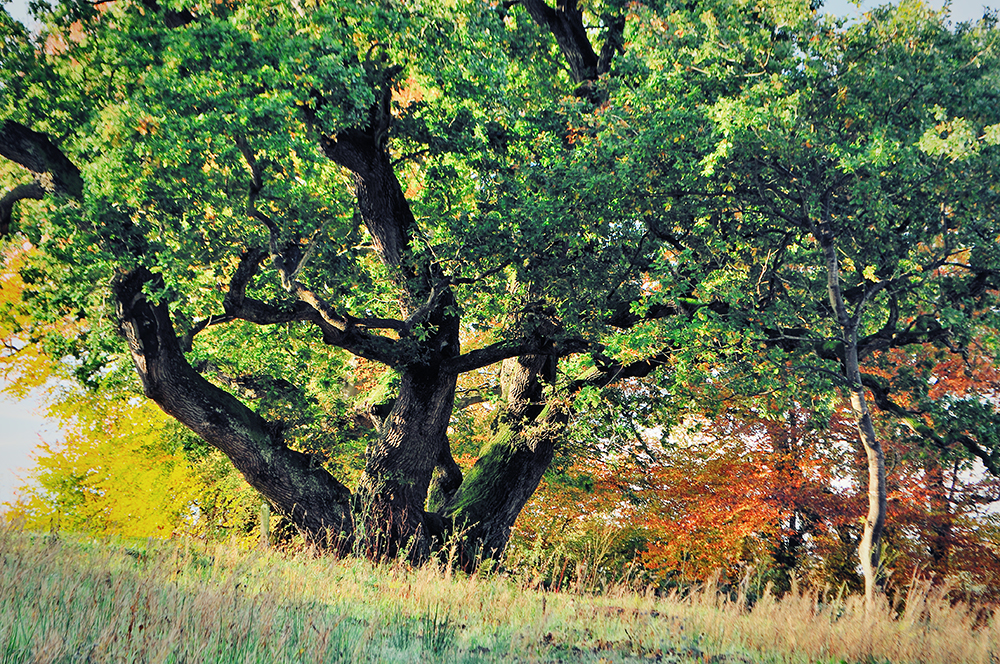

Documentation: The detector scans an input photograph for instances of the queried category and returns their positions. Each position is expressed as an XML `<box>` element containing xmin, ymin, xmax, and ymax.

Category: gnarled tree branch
<box><xmin>113</xmin><ymin>267</ymin><xmax>354</xmax><ymax>548</ymax></box>
<box><xmin>184</xmin><ymin>244</ymin><xmax>403</xmax><ymax>364</ymax></box>
<box><xmin>0</xmin><ymin>182</ymin><xmax>45</xmax><ymax>235</ymax></box>
<box><xmin>0</xmin><ymin>121</ymin><xmax>83</xmax><ymax>235</ymax></box>
<box><xmin>522</xmin><ymin>0</ymin><xmax>600</xmax><ymax>83</ymax></box>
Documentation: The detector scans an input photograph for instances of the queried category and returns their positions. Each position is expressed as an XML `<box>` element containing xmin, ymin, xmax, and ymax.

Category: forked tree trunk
<box><xmin>1</xmin><ymin>0</ymin><xmax>638</xmax><ymax>571</ymax></box>
<box><xmin>114</xmin><ymin>262</ymin><xmax>562</xmax><ymax>563</ymax></box>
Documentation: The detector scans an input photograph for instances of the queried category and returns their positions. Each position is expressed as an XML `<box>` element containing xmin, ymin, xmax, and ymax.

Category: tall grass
<box><xmin>0</xmin><ymin>524</ymin><xmax>996</xmax><ymax>663</ymax></box>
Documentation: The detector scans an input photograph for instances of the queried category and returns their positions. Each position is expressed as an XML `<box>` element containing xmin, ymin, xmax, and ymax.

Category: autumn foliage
<box><xmin>511</xmin><ymin>389</ymin><xmax>1000</xmax><ymax>599</ymax></box>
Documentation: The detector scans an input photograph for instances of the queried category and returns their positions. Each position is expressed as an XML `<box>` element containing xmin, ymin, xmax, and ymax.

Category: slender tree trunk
<box><xmin>813</xmin><ymin>210</ymin><xmax>887</xmax><ymax>608</ymax></box>
<box><xmin>852</xmin><ymin>381</ymin><xmax>887</xmax><ymax>607</ymax></box>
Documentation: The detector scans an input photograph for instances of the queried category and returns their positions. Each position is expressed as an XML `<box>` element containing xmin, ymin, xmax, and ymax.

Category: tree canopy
<box><xmin>2</xmin><ymin>0</ymin><xmax>999</xmax><ymax>599</ymax></box>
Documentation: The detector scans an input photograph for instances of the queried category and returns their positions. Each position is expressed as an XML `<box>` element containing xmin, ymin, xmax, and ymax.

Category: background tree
<box><xmin>626</xmin><ymin>0</ymin><xmax>1000</xmax><ymax>602</ymax></box>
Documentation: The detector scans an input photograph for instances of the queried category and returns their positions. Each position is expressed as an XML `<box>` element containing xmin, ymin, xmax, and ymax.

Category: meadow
<box><xmin>0</xmin><ymin>525</ymin><xmax>996</xmax><ymax>664</ymax></box>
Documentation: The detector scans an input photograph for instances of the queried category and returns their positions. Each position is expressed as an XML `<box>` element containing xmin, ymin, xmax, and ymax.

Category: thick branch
<box><xmin>185</xmin><ymin>246</ymin><xmax>402</xmax><ymax>364</ymax></box>
<box><xmin>230</xmin><ymin>296</ymin><xmax>401</xmax><ymax>367</ymax></box>
<box><xmin>222</xmin><ymin>246</ymin><xmax>269</xmax><ymax>312</ymax></box>
<box><xmin>605</xmin><ymin>299</ymin><xmax>732</xmax><ymax>329</ymax></box>
<box><xmin>443</xmin><ymin>353</ymin><xmax>567</xmax><ymax>566</ymax></box>
<box><xmin>442</xmin><ymin>335</ymin><xmax>591</xmax><ymax>375</ymax></box>
<box><xmin>327</xmin><ymin>139</ymin><xmax>417</xmax><ymax>280</ymax></box>
<box><xmin>309</xmin><ymin>65</ymin><xmax>418</xmax><ymax>288</ymax></box>
<box><xmin>597</xmin><ymin>9</ymin><xmax>626</xmax><ymax>76</ymax></box>
<box><xmin>113</xmin><ymin>267</ymin><xmax>353</xmax><ymax>547</ymax></box>
<box><xmin>0</xmin><ymin>121</ymin><xmax>83</xmax><ymax>197</ymax></box>
<box><xmin>0</xmin><ymin>121</ymin><xmax>84</xmax><ymax>234</ymax></box>
<box><xmin>232</xmin><ymin>143</ymin><xmax>406</xmax><ymax>363</ymax></box>
<box><xmin>522</xmin><ymin>0</ymin><xmax>600</xmax><ymax>83</ymax></box>
<box><xmin>0</xmin><ymin>182</ymin><xmax>44</xmax><ymax>235</ymax></box>
<box><xmin>567</xmin><ymin>350</ymin><xmax>671</xmax><ymax>394</ymax></box>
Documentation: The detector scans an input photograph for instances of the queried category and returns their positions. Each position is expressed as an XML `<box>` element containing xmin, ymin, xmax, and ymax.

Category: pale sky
<box><xmin>825</xmin><ymin>0</ymin><xmax>998</xmax><ymax>21</ymax></box>
<box><xmin>0</xmin><ymin>390</ymin><xmax>58</xmax><ymax>506</ymax></box>
<box><xmin>0</xmin><ymin>0</ymin><xmax>997</xmax><ymax>506</ymax></box>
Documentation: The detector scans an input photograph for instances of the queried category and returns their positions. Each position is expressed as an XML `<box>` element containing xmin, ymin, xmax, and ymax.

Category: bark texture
<box><xmin>354</xmin><ymin>362</ymin><xmax>459</xmax><ymax>561</ymax></box>
<box><xmin>445</xmin><ymin>353</ymin><xmax>567</xmax><ymax>567</ymax></box>
<box><xmin>317</xmin><ymin>73</ymin><xmax>466</xmax><ymax>560</ymax></box>
<box><xmin>522</xmin><ymin>0</ymin><xmax>600</xmax><ymax>83</ymax></box>
<box><xmin>0</xmin><ymin>121</ymin><xmax>83</xmax><ymax>234</ymax></box>
<box><xmin>521</xmin><ymin>0</ymin><xmax>623</xmax><ymax>85</ymax></box>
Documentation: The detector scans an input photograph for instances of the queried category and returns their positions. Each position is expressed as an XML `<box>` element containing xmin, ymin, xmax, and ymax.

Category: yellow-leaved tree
<box><xmin>6</xmin><ymin>392</ymin><xmax>203</xmax><ymax>538</ymax></box>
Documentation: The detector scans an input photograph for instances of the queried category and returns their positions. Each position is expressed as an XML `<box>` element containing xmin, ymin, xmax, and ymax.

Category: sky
<box><xmin>824</xmin><ymin>0</ymin><xmax>998</xmax><ymax>21</ymax></box>
<box><xmin>0</xmin><ymin>0</ymin><xmax>998</xmax><ymax>507</ymax></box>
<box><xmin>0</xmin><ymin>392</ymin><xmax>58</xmax><ymax>506</ymax></box>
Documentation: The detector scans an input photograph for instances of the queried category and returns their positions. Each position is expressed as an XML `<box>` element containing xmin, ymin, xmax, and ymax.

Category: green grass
<box><xmin>0</xmin><ymin>525</ymin><xmax>996</xmax><ymax>663</ymax></box>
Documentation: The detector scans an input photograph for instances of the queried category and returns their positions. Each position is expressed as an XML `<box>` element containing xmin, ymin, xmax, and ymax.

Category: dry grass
<box><xmin>0</xmin><ymin>525</ymin><xmax>996</xmax><ymax>663</ymax></box>
<box><xmin>669</xmin><ymin>576</ymin><xmax>1000</xmax><ymax>664</ymax></box>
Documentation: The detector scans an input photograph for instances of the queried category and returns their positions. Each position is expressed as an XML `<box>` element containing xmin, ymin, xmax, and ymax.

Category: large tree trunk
<box><xmin>444</xmin><ymin>353</ymin><xmax>567</xmax><ymax>568</ymax></box>
<box><xmin>113</xmin><ymin>268</ymin><xmax>355</xmax><ymax>549</ymax></box>
<box><xmin>6</xmin><ymin>1</ymin><xmax>640</xmax><ymax>572</ymax></box>
<box><xmin>354</xmin><ymin>365</ymin><xmax>459</xmax><ymax>562</ymax></box>
<box><xmin>319</xmin><ymin>116</ymin><xmax>469</xmax><ymax>560</ymax></box>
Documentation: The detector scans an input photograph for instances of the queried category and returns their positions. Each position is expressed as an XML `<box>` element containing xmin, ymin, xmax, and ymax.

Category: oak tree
<box><xmin>2</xmin><ymin>0</ymin><xmax>999</xmax><ymax>590</ymax></box>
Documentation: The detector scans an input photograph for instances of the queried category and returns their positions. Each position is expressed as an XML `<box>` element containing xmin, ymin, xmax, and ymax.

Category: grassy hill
<box><xmin>0</xmin><ymin>525</ymin><xmax>995</xmax><ymax>663</ymax></box>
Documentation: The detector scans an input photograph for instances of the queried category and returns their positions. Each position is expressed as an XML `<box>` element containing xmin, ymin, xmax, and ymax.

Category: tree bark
<box><xmin>0</xmin><ymin>182</ymin><xmax>44</xmax><ymax>236</ymax></box>
<box><xmin>522</xmin><ymin>0</ymin><xmax>600</xmax><ymax>84</ymax></box>
<box><xmin>0</xmin><ymin>121</ymin><xmax>84</xmax><ymax>236</ymax></box>
<box><xmin>354</xmin><ymin>363</ymin><xmax>459</xmax><ymax>562</ymax></box>
<box><xmin>0</xmin><ymin>121</ymin><xmax>84</xmax><ymax>199</ymax></box>
<box><xmin>521</xmin><ymin>0</ymin><xmax>625</xmax><ymax>87</ymax></box>
<box><xmin>313</xmin><ymin>73</ymin><xmax>480</xmax><ymax>560</ymax></box>
<box><xmin>444</xmin><ymin>353</ymin><xmax>566</xmax><ymax>568</ymax></box>
<box><xmin>2</xmin><ymin>25</ymin><xmax>647</xmax><ymax>569</ymax></box>
<box><xmin>853</xmin><ymin>383</ymin><xmax>886</xmax><ymax>608</ymax></box>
